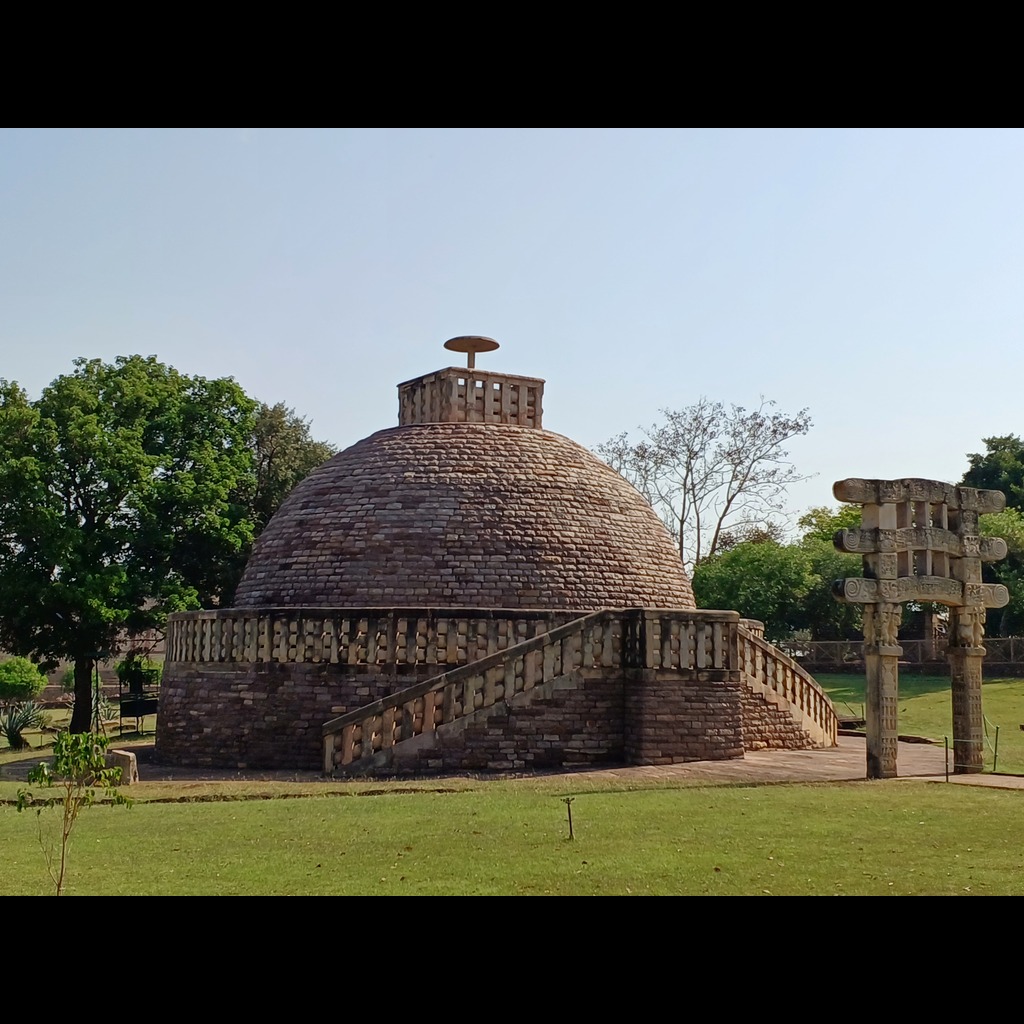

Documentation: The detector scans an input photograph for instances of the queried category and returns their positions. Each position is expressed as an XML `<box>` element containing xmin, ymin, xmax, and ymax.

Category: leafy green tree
<box><xmin>250</xmin><ymin>403</ymin><xmax>335</xmax><ymax>534</ymax></box>
<box><xmin>207</xmin><ymin>402</ymin><xmax>336</xmax><ymax>604</ymax></box>
<box><xmin>692</xmin><ymin>507</ymin><xmax>863</xmax><ymax>641</ymax></box>
<box><xmin>963</xmin><ymin>436</ymin><xmax>1024</xmax><ymax>507</ymax></box>
<box><xmin>797</xmin><ymin>504</ymin><xmax>862</xmax><ymax>543</ymax></box>
<box><xmin>960</xmin><ymin>440</ymin><xmax>1024</xmax><ymax>635</ymax></box>
<box><xmin>0</xmin><ymin>356</ymin><xmax>258</xmax><ymax>731</ymax></box>
<box><xmin>797</xmin><ymin>536</ymin><xmax>862</xmax><ymax>639</ymax></box>
<box><xmin>692</xmin><ymin>539</ymin><xmax>818</xmax><ymax>641</ymax></box>
<box><xmin>0</xmin><ymin>657</ymin><xmax>47</xmax><ymax>702</ymax></box>
<box><xmin>979</xmin><ymin>508</ymin><xmax>1024</xmax><ymax>635</ymax></box>
<box><xmin>794</xmin><ymin>505</ymin><xmax>863</xmax><ymax>640</ymax></box>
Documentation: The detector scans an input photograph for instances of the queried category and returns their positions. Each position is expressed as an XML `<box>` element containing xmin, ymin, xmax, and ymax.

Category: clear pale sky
<box><xmin>3</xmin><ymin>128</ymin><xmax>1021</xmax><ymax>525</ymax></box>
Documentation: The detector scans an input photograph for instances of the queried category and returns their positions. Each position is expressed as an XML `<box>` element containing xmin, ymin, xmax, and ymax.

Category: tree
<box><xmin>0</xmin><ymin>657</ymin><xmax>47</xmax><ymax>703</ymax></box>
<box><xmin>690</xmin><ymin>506</ymin><xmax>863</xmax><ymax>641</ymax></box>
<box><xmin>961</xmin><ymin>439</ymin><xmax>1024</xmax><ymax>635</ymax></box>
<box><xmin>979</xmin><ymin>508</ymin><xmax>1024</xmax><ymax>636</ymax></box>
<box><xmin>250</xmin><ymin>402</ymin><xmax>335</xmax><ymax>534</ymax></box>
<box><xmin>0</xmin><ymin>356</ymin><xmax>258</xmax><ymax>731</ymax></box>
<box><xmin>691</xmin><ymin>539</ymin><xmax>817</xmax><ymax>641</ymax></box>
<box><xmin>796</xmin><ymin>504</ymin><xmax>862</xmax><ymax>543</ymax></box>
<box><xmin>794</xmin><ymin>505</ymin><xmax>864</xmax><ymax>640</ymax></box>
<box><xmin>207</xmin><ymin>402</ymin><xmax>336</xmax><ymax>604</ymax></box>
<box><xmin>598</xmin><ymin>397</ymin><xmax>812</xmax><ymax>571</ymax></box>
<box><xmin>962</xmin><ymin>435</ymin><xmax>1024</xmax><ymax>507</ymax></box>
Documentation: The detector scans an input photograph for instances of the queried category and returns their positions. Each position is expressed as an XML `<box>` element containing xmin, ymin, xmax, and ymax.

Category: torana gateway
<box><xmin>155</xmin><ymin>339</ymin><xmax>837</xmax><ymax>774</ymax></box>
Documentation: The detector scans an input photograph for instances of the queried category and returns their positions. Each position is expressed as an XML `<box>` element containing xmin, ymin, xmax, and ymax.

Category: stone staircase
<box><xmin>322</xmin><ymin>609</ymin><xmax>837</xmax><ymax>776</ymax></box>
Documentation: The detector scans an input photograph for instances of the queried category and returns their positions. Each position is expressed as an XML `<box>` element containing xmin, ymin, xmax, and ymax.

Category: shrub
<box><xmin>0</xmin><ymin>701</ymin><xmax>47</xmax><ymax>750</ymax></box>
<box><xmin>0</xmin><ymin>657</ymin><xmax>47</xmax><ymax>703</ymax></box>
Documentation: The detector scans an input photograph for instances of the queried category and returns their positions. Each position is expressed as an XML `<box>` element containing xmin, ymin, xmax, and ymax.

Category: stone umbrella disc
<box><xmin>444</xmin><ymin>335</ymin><xmax>500</xmax><ymax>368</ymax></box>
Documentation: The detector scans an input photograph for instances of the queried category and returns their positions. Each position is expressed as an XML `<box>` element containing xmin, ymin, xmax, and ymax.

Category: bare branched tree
<box><xmin>597</xmin><ymin>398</ymin><xmax>812</xmax><ymax>572</ymax></box>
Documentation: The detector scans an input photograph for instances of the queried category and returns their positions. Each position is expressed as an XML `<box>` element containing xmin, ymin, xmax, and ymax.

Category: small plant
<box><xmin>0</xmin><ymin>701</ymin><xmax>48</xmax><ymax>750</ymax></box>
<box><xmin>17</xmin><ymin>732</ymin><xmax>131</xmax><ymax>896</ymax></box>
<box><xmin>0</xmin><ymin>657</ymin><xmax>47</xmax><ymax>703</ymax></box>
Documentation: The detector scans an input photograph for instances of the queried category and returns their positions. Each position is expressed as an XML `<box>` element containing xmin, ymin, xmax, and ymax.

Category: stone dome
<box><xmin>234</xmin><ymin>422</ymin><xmax>695</xmax><ymax>611</ymax></box>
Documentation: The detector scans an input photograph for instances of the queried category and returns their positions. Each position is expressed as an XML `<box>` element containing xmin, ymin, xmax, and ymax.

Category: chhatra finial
<box><xmin>444</xmin><ymin>335</ymin><xmax>500</xmax><ymax>370</ymax></box>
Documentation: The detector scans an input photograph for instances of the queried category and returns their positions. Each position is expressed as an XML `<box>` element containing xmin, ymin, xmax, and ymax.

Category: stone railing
<box><xmin>398</xmin><ymin>367</ymin><xmax>544</xmax><ymax>428</ymax></box>
<box><xmin>737</xmin><ymin>625</ymin><xmax>837</xmax><ymax>747</ymax></box>
<box><xmin>640</xmin><ymin>611</ymin><xmax>740</xmax><ymax>672</ymax></box>
<box><xmin>165</xmin><ymin>608</ymin><xmax>576</xmax><ymax>669</ymax></box>
<box><xmin>323</xmin><ymin>609</ymin><xmax>742</xmax><ymax>773</ymax></box>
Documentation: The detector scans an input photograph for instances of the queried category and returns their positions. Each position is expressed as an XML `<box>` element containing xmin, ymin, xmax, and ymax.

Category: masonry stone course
<box><xmin>235</xmin><ymin>424</ymin><xmax>695</xmax><ymax>612</ymax></box>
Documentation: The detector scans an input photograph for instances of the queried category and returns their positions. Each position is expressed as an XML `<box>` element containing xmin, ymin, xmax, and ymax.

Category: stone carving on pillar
<box><xmin>832</xmin><ymin>478</ymin><xmax>1009</xmax><ymax>779</ymax></box>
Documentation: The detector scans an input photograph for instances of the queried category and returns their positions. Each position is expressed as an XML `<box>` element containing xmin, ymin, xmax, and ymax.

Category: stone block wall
<box><xmin>625</xmin><ymin>670</ymin><xmax>744</xmax><ymax>764</ymax></box>
<box><xmin>231</xmin><ymin>425</ymin><xmax>696</xmax><ymax>611</ymax></box>
<box><xmin>158</xmin><ymin>661</ymin><xmax>442</xmax><ymax>770</ymax></box>
<box><xmin>741</xmin><ymin>688</ymin><xmax>817</xmax><ymax>750</ymax></box>
<box><xmin>392</xmin><ymin>671</ymin><xmax>625</xmax><ymax>773</ymax></box>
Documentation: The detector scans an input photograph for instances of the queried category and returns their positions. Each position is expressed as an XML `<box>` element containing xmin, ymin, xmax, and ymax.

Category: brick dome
<box><xmin>234</xmin><ymin>422</ymin><xmax>695</xmax><ymax>611</ymax></box>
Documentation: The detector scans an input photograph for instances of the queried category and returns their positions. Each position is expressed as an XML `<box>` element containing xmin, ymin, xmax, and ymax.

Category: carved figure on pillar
<box><xmin>863</xmin><ymin>602</ymin><xmax>901</xmax><ymax>650</ymax></box>
<box><xmin>952</xmin><ymin>605</ymin><xmax>986</xmax><ymax>651</ymax></box>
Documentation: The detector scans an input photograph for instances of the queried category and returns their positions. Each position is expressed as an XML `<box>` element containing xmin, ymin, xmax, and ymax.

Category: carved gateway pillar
<box><xmin>862</xmin><ymin>601</ymin><xmax>902</xmax><ymax>778</ymax></box>
<box><xmin>833</xmin><ymin>479</ymin><xmax>1008</xmax><ymax>779</ymax></box>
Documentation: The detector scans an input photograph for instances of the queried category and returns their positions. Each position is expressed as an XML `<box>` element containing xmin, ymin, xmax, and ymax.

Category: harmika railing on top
<box><xmin>322</xmin><ymin>609</ymin><xmax>744</xmax><ymax>773</ymax></box>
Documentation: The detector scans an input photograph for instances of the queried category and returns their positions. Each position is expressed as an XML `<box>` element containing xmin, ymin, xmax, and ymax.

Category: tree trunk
<box><xmin>69</xmin><ymin>657</ymin><xmax>94</xmax><ymax>733</ymax></box>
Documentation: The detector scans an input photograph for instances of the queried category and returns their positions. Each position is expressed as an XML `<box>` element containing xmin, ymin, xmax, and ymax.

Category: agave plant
<box><xmin>60</xmin><ymin>691</ymin><xmax>117</xmax><ymax>725</ymax></box>
<box><xmin>0</xmin><ymin>702</ymin><xmax>48</xmax><ymax>751</ymax></box>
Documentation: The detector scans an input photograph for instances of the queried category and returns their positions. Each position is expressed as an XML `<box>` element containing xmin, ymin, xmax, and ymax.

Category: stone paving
<box><xmin>3</xmin><ymin>734</ymin><xmax>1023</xmax><ymax>789</ymax></box>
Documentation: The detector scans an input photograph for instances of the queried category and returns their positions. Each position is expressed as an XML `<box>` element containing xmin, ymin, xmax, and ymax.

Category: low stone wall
<box><xmin>158</xmin><ymin>660</ymin><xmax>444</xmax><ymax>770</ymax></box>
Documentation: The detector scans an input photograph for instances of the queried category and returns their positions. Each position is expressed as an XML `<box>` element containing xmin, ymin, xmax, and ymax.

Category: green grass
<box><xmin>2</xmin><ymin>778</ymin><xmax>1022</xmax><ymax>895</ymax></box>
<box><xmin>1</xmin><ymin>680</ymin><xmax>1021</xmax><ymax>895</ymax></box>
<box><xmin>0</xmin><ymin>720</ymin><xmax>151</xmax><ymax>765</ymax></box>
<box><xmin>817</xmin><ymin>673</ymin><xmax>1024</xmax><ymax>774</ymax></box>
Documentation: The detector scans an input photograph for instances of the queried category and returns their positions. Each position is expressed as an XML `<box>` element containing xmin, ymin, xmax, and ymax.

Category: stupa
<box><xmin>156</xmin><ymin>339</ymin><xmax>836</xmax><ymax>773</ymax></box>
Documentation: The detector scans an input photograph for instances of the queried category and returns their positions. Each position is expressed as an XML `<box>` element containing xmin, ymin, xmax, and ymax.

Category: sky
<box><xmin>2</xmin><ymin>128</ymin><xmax>1022</xmax><ymax>528</ymax></box>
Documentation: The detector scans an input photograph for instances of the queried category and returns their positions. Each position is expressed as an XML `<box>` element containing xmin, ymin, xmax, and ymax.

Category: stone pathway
<box><xmin>3</xmin><ymin>735</ymin><xmax>1023</xmax><ymax>789</ymax></box>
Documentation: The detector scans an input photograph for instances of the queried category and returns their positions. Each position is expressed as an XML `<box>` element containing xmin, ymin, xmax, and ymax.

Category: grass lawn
<box><xmin>1</xmin><ymin>681</ymin><xmax>1021</xmax><ymax>895</ymax></box>
<box><xmin>816</xmin><ymin>673</ymin><xmax>1024</xmax><ymax>774</ymax></box>
<box><xmin>1</xmin><ymin>777</ymin><xmax>1022</xmax><ymax>895</ymax></box>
